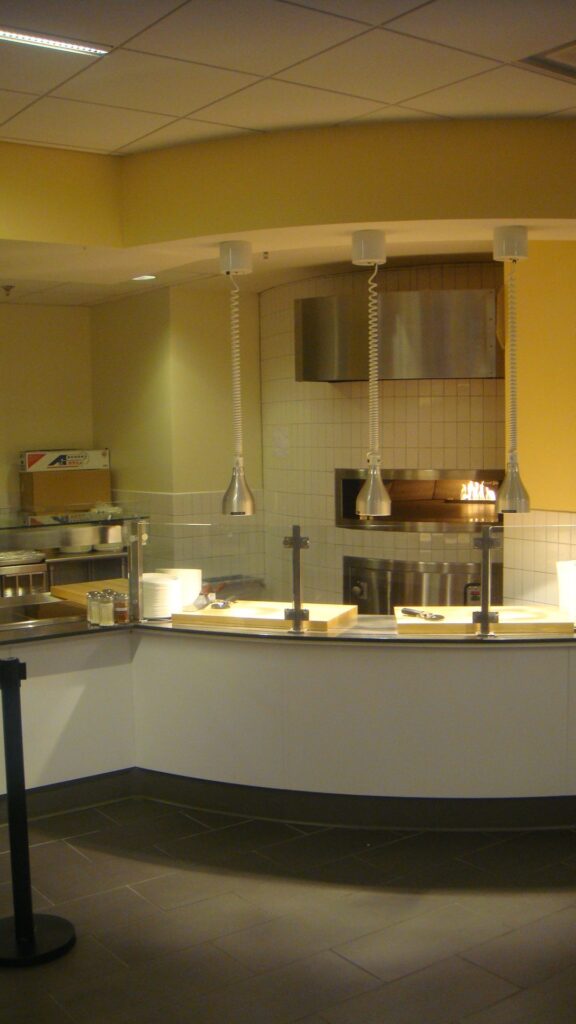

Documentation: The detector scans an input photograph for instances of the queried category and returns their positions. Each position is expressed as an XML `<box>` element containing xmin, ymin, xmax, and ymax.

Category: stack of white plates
<box><xmin>158</xmin><ymin>567</ymin><xmax>202</xmax><ymax>607</ymax></box>
<box><xmin>142</xmin><ymin>573</ymin><xmax>182</xmax><ymax>619</ymax></box>
<box><xmin>0</xmin><ymin>550</ymin><xmax>45</xmax><ymax>566</ymax></box>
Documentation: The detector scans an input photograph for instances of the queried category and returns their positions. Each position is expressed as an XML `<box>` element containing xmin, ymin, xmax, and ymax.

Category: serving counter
<box><xmin>1</xmin><ymin>514</ymin><xmax>576</xmax><ymax>829</ymax></box>
<box><xmin>0</xmin><ymin>616</ymin><xmax>575</xmax><ymax>830</ymax></box>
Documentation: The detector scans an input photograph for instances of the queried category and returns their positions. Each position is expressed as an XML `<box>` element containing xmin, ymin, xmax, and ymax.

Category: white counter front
<box><xmin>1</xmin><ymin>627</ymin><xmax>576</xmax><ymax>816</ymax></box>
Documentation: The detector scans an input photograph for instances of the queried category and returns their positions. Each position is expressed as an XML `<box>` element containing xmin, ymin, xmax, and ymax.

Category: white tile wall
<box><xmin>503</xmin><ymin>510</ymin><xmax>576</xmax><ymax>610</ymax></box>
<box><xmin>113</xmin><ymin>488</ymin><xmax>265</xmax><ymax>592</ymax></box>
<box><xmin>260</xmin><ymin>271</ymin><xmax>505</xmax><ymax>603</ymax></box>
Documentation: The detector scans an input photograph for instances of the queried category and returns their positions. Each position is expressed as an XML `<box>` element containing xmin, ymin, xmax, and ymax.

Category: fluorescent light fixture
<box><xmin>0</xmin><ymin>28</ymin><xmax>108</xmax><ymax>55</ymax></box>
<box><xmin>132</xmin><ymin>274</ymin><xmax>156</xmax><ymax>281</ymax></box>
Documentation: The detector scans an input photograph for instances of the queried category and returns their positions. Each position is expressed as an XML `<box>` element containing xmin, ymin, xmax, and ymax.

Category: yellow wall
<box><xmin>90</xmin><ymin>290</ymin><xmax>173</xmax><ymax>492</ymax></box>
<box><xmin>90</xmin><ymin>285</ymin><xmax>261</xmax><ymax>496</ymax></box>
<box><xmin>515</xmin><ymin>242</ymin><xmax>576</xmax><ymax>511</ymax></box>
<box><xmin>0</xmin><ymin>142</ymin><xmax>121</xmax><ymax>246</ymax></box>
<box><xmin>121</xmin><ymin>120</ymin><xmax>576</xmax><ymax>244</ymax></box>
<box><xmin>1</xmin><ymin>120</ymin><xmax>575</xmax><ymax>250</ymax></box>
<box><xmin>0</xmin><ymin>305</ymin><xmax>92</xmax><ymax>505</ymax></box>
<box><xmin>169</xmin><ymin>287</ymin><xmax>262</xmax><ymax>492</ymax></box>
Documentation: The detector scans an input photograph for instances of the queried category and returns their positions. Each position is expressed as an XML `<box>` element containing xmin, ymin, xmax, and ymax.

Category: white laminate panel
<box><xmin>0</xmin><ymin>633</ymin><xmax>134</xmax><ymax>793</ymax></box>
<box><xmin>133</xmin><ymin>633</ymin><xmax>572</xmax><ymax>800</ymax></box>
<box><xmin>132</xmin><ymin>634</ymin><xmax>286</xmax><ymax>788</ymax></box>
<box><xmin>279</xmin><ymin>643</ymin><xmax>571</xmax><ymax>798</ymax></box>
<box><xmin>566</xmin><ymin>645</ymin><xmax>576</xmax><ymax>790</ymax></box>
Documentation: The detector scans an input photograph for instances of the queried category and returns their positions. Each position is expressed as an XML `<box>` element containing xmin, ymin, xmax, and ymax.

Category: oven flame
<box><xmin>460</xmin><ymin>480</ymin><xmax>497</xmax><ymax>502</ymax></box>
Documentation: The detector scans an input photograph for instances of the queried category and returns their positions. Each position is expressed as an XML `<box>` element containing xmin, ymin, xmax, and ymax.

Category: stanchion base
<box><xmin>0</xmin><ymin>914</ymin><xmax>76</xmax><ymax>967</ymax></box>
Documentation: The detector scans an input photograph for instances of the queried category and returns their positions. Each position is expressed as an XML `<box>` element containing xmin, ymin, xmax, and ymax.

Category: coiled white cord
<box><xmin>229</xmin><ymin>274</ymin><xmax>244</xmax><ymax>462</ymax></box>
<box><xmin>367</xmin><ymin>264</ymin><xmax>380</xmax><ymax>460</ymax></box>
<box><xmin>507</xmin><ymin>259</ymin><xmax>518</xmax><ymax>463</ymax></box>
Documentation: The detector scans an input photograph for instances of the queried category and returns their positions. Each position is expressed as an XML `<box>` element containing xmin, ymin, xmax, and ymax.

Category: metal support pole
<box><xmin>0</xmin><ymin>657</ymin><xmax>75</xmax><ymax>966</ymax></box>
<box><xmin>472</xmin><ymin>526</ymin><xmax>501</xmax><ymax>638</ymax></box>
<box><xmin>283</xmin><ymin>524</ymin><xmax>310</xmax><ymax>633</ymax></box>
<box><xmin>125</xmin><ymin>518</ymin><xmax>148</xmax><ymax>623</ymax></box>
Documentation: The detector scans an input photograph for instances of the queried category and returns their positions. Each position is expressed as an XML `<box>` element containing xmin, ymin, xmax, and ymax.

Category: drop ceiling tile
<box><xmin>344</xmin><ymin>104</ymin><xmax>445</xmax><ymax>123</ymax></box>
<box><xmin>193</xmin><ymin>79</ymin><xmax>385</xmax><ymax>130</ymax></box>
<box><xmin>547</xmin><ymin>107</ymin><xmax>576</xmax><ymax>118</ymax></box>
<box><xmin>117</xmin><ymin>118</ymin><xmax>254</xmax><ymax>154</ymax></box>
<box><xmin>0</xmin><ymin>97</ymin><xmax>173</xmax><ymax>153</ymax></box>
<box><xmin>0</xmin><ymin>40</ymin><xmax>100</xmax><ymax>93</ymax></box>
<box><xmin>0</xmin><ymin>0</ymin><xmax>182</xmax><ymax>47</ymax></box>
<box><xmin>53</xmin><ymin>49</ymin><xmax>258</xmax><ymax>117</ymax></box>
<box><xmin>404</xmin><ymin>65</ymin><xmax>576</xmax><ymax>118</ymax></box>
<box><xmin>280</xmin><ymin>0</ymin><xmax>427</xmax><ymax>24</ymax></box>
<box><xmin>281</xmin><ymin>28</ymin><xmax>497</xmax><ymax>103</ymax></box>
<box><xmin>130</xmin><ymin>0</ymin><xmax>367</xmax><ymax>76</ymax></box>
<box><xmin>0</xmin><ymin>90</ymin><xmax>36</xmax><ymax>121</ymax></box>
<box><xmin>389</xmin><ymin>0</ymin><xmax>576</xmax><ymax>62</ymax></box>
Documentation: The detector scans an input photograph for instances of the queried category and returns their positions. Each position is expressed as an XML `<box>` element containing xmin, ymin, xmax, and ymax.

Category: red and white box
<box><xmin>20</xmin><ymin>449</ymin><xmax>110</xmax><ymax>472</ymax></box>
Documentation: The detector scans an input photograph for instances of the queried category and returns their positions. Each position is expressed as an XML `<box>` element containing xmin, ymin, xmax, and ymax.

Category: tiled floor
<box><xmin>2</xmin><ymin>798</ymin><xmax>576</xmax><ymax>1022</ymax></box>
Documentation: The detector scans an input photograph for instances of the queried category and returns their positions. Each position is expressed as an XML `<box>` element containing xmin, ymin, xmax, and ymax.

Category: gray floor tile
<box><xmin>226</xmin><ymin>870</ymin><xmax>362</xmax><ymax>916</ymax></box>
<box><xmin>157</xmin><ymin>819</ymin><xmax>306</xmax><ymax>865</ymax></box>
<box><xmin>170</xmin><ymin>950</ymin><xmax>380</xmax><ymax>1024</ymax></box>
<box><xmin>0</xmin><ymin>879</ymin><xmax>52</xmax><ymax>916</ymax></box>
<box><xmin>460</xmin><ymin>829</ymin><xmax>576</xmax><ymax>880</ymax></box>
<box><xmin>262</xmin><ymin>827</ymin><xmax>404</xmax><ymax>872</ymax></box>
<box><xmin>3</xmin><ymin>798</ymin><xmax>576</xmax><ymax>1024</ymax></box>
<box><xmin>357</xmin><ymin>831</ymin><xmax>507</xmax><ymax>878</ymax></box>
<box><xmin>56</xmin><ymin>942</ymin><xmax>255</xmax><ymax>1022</ymax></box>
<box><xmin>68</xmin><ymin>811</ymin><xmax>209</xmax><ymax>855</ymax></box>
<box><xmin>182</xmin><ymin>807</ymin><xmax>251</xmax><ymax>829</ymax></box>
<box><xmin>321</xmin><ymin>955</ymin><xmax>517</xmax><ymax>1024</ymax></box>
<box><xmin>333</xmin><ymin>902</ymin><xmax>513</xmax><ymax>982</ymax></box>
<box><xmin>460</xmin><ymin>962</ymin><xmax>576</xmax><ymax>1023</ymax></box>
<box><xmin>0</xmin><ymin>996</ymin><xmax>75</xmax><ymax>1023</ymax></box>
<box><xmin>0</xmin><ymin>850</ymin><xmax>12</xmax><ymax>884</ymax></box>
<box><xmin>131</xmin><ymin>864</ymin><xmax>238</xmax><ymax>909</ymax></box>
<box><xmin>214</xmin><ymin>888</ymin><xmax>456</xmax><ymax>972</ymax></box>
<box><xmin>28</xmin><ymin>807</ymin><xmax>115</xmax><ymax>844</ymax></box>
<box><xmin>1</xmin><ymin>808</ymin><xmax>112</xmax><ymax>852</ymax></box>
<box><xmin>54</xmin><ymin>885</ymin><xmax>164</xmax><ymax>936</ymax></box>
<box><xmin>29</xmin><ymin>839</ymin><xmax>176</xmax><ymax>902</ymax></box>
<box><xmin>95</xmin><ymin>891</ymin><xmax>276</xmax><ymax>966</ymax></box>
<box><xmin>460</xmin><ymin>904</ymin><xmax>576</xmax><ymax>987</ymax></box>
<box><xmin>6</xmin><ymin>933</ymin><xmax>128</xmax><ymax>1002</ymax></box>
<box><xmin>97</xmin><ymin>797</ymin><xmax>180</xmax><ymax>826</ymax></box>
<box><xmin>454</xmin><ymin>886</ymin><xmax>576</xmax><ymax>929</ymax></box>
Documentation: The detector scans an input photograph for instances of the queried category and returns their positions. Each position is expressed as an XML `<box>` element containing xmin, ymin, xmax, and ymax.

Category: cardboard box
<box><xmin>20</xmin><ymin>469</ymin><xmax>112</xmax><ymax>512</ymax></box>
<box><xmin>20</xmin><ymin>449</ymin><xmax>110</xmax><ymax>472</ymax></box>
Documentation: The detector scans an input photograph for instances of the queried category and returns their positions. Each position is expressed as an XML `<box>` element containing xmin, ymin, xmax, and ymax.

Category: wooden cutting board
<box><xmin>395</xmin><ymin>605</ymin><xmax>575</xmax><ymax>636</ymax></box>
<box><xmin>173</xmin><ymin>601</ymin><xmax>357</xmax><ymax>632</ymax></box>
<box><xmin>51</xmin><ymin>579</ymin><xmax>128</xmax><ymax>606</ymax></box>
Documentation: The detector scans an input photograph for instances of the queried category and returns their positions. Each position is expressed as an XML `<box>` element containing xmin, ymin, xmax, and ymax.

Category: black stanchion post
<box><xmin>0</xmin><ymin>657</ymin><xmax>76</xmax><ymax>967</ymax></box>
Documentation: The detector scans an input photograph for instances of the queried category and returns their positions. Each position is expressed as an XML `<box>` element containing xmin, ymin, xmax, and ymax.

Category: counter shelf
<box><xmin>0</xmin><ymin>512</ymin><xmax>149</xmax><ymax>624</ymax></box>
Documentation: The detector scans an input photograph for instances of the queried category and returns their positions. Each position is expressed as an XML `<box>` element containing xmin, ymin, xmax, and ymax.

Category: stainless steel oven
<box><xmin>336</xmin><ymin>468</ymin><xmax>504</xmax><ymax>533</ymax></box>
<box><xmin>343</xmin><ymin>555</ymin><xmax>503</xmax><ymax>615</ymax></box>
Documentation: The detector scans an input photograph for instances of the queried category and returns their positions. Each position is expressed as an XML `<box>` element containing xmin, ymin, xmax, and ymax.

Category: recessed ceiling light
<box><xmin>132</xmin><ymin>274</ymin><xmax>157</xmax><ymax>281</ymax></box>
<box><xmin>0</xmin><ymin>28</ymin><xmax>108</xmax><ymax>55</ymax></box>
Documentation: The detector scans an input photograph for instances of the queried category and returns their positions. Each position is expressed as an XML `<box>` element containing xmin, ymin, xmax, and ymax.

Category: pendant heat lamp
<box><xmin>220</xmin><ymin>240</ymin><xmax>255</xmax><ymax>516</ymax></box>
<box><xmin>352</xmin><ymin>230</ymin><xmax>391</xmax><ymax>518</ymax></box>
<box><xmin>493</xmin><ymin>226</ymin><xmax>530</xmax><ymax>513</ymax></box>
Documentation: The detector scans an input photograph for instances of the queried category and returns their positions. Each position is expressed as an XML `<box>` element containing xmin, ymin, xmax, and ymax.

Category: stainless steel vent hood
<box><xmin>295</xmin><ymin>288</ymin><xmax>502</xmax><ymax>381</ymax></box>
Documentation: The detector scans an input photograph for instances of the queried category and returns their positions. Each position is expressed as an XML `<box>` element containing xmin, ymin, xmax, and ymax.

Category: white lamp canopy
<box><xmin>493</xmin><ymin>225</ymin><xmax>528</xmax><ymax>263</ymax></box>
<box><xmin>219</xmin><ymin>240</ymin><xmax>253</xmax><ymax>276</ymax></box>
<box><xmin>352</xmin><ymin>229</ymin><xmax>387</xmax><ymax>267</ymax></box>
